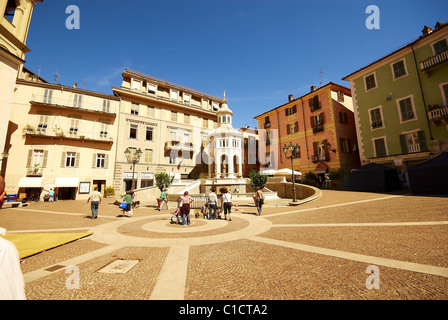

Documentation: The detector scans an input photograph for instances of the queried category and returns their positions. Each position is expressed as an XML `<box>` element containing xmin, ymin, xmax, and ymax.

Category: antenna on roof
<box><xmin>319</xmin><ymin>68</ymin><xmax>324</xmax><ymax>86</ymax></box>
<box><xmin>82</xmin><ymin>79</ymin><xmax>87</xmax><ymax>89</ymax></box>
<box><xmin>54</xmin><ymin>68</ymin><xmax>60</xmax><ymax>83</ymax></box>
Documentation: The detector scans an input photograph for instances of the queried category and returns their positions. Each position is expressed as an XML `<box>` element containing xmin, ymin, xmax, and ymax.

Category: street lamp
<box><xmin>282</xmin><ymin>142</ymin><xmax>300</xmax><ymax>203</ymax></box>
<box><xmin>124</xmin><ymin>147</ymin><xmax>143</xmax><ymax>190</ymax></box>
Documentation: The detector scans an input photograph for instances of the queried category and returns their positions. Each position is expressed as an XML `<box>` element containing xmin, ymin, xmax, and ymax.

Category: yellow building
<box><xmin>112</xmin><ymin>69</ymin><xmax>224</xmax><ymax>193</ymax></box>
<box><xmin>0</xmin><ymin>0</ymin><xmax>40</xmax><ymax>170</ymax></box>
<box><xmin>4</xmin><ymin>69</ymin><xmax>120</xmax><ymax>200</ymax></box>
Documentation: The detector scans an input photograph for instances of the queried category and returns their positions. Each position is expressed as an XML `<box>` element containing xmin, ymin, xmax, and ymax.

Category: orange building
<box><xmin>254</xmin><ymin>82</ymin><xmax>360</xmax><ymax>186</ymax></box>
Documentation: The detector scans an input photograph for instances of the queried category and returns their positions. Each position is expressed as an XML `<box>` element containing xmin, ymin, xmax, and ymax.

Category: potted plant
<box><xmin>304</xmin><ymin>171</ymin><xmax>316</xmax><ymax>185</ymax></box>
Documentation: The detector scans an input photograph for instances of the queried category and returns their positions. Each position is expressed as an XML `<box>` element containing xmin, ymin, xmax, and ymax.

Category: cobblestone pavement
<box><xmin>1</xmin><ymin>190</ymin><xmax>447</xmax><ymax>300</ymax></box>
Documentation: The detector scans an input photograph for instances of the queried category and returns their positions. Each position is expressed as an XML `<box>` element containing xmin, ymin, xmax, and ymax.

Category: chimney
<box><xmin>310</xmin><ymin>85</ymin><xmax>316</xmax><ymax>92</ymax></box>
<box><xmin>422</xmin><ymin>25</ymin><xmax>433</xmax><ymax>36</ymax></box>
<box><xmin>288</xmin><ymin>94</ymin><xmax>294</xmax><ymax>102</ymax></box>
<box><xmin>73</xmin><ymin>82</ymin><xmax>78</xmax><ymax>88</ymax></box>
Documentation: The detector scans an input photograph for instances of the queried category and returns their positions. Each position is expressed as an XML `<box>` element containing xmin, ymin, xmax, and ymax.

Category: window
<box><xmin>37</xmin><ymin>115</ymin><xmax>48</xmax><ymax>133</ymax></box>
<box><xmin>65</xmin><ymin>152</ymin><xmax>77</xmax><ymax>167</ymax></box>
<box><xmin>203</xmin><ymin>118</ymin><xmax>208</xmax><ymax>128</ymax></box>
<box><xmin>340</xmin><ymin>138</ymin><xmax>351</xmax><ymax>154</ymax></box>
<box><xmin>43</xmin><ymin>89</ymin><xmax>53</xmax><ymax>104</ymax></box>
<box><xmin>212</xmin><ymin>102</ymin><xmax>219</xmax><ymax>111</ymax></box>
<box><xmin>337</xmin><ymin>91</ymin><xmax>345</xmax><ymax>102</ymax></box>
<box><xmin>184</xmin><ymin>114</ymin><xmax>190</xmax><ymax>124</ymax></box>
<box><xmin>369</xmin><ymin>107</ymin><xmax>383</xmax><ymax>129</ymax></box>
<box><xmin>144</xmin><ymin>149</ymin><xmax>153</xmax><ymax>163</ymax></box>
<box><xmin>219</xmin><ymin>139</ymin><xmax>229</xmax><ymax>148</ymax></box>
<box><xmin>131</xmin><ymin>103</ymin><xmax>139</xmax><ymax>115</ymax></box>
<box><xmin>309</xmin><ymin>96</ymin><xmax>320</xmax><ymax>112</ymax></box>
<box><xmin>184</xmin><ymin>94</ymin><xmax>191</xmax><ymax>104</ymax></box>
<box><xmin>171</xmin><ymin>111</ymin><xmax>178</xmax><ymax>122</ymax></box>
<box><xmin>398</xmin><ymin>96</ymin><xmax>416</xmax><ymax>122</ymax></box>
<box><xmin>264</xmin><ymin>116</ymin><xmax>271</xmax><ymax>128</ymax></box>
<box><xmin>391</xmin><ymin>59</ymin><xmax>407</xmax><ymax>80</ymax></box>
<box><xmin>171</xmin><ymin>90</ymin><xmax>178</xmax><ymax>100</ymax></box>
<box><xmin>69</xmin><ymin>119</ymin><xmax>79</xmax><ymax>136</ymax></box>
<box><xmin>400</xmin><ymin>130</ymin><xmax>427</xmax><ymax>154</ymax></box>
<box><xmin>440</xmin><ymin>83</ymin><xmax>448</xmax><ymax>105</ymax></box>
<box><xmin>364</xmin><ymin>73</ymin><xmax>377</xmax><ymax>91</ymax></box>
<box><xmin>73</xmin><ymin>94</ymin><xmax>82</xmax><ymax>108</ymax></box>
<box><xmin>27</xmin><ymin>149</ymin><xmax>48</xmax><ymax>170</ymax></box>
<box><xmin>285</xmin><ymin>105</ymin><xmax>296</xmax><ymax>116</ymax></box>
<box><xmin>145</xmin><ymin>127</ymin><xmax>153</xmax><ymax>141</ymax></box>
<box><xmin>147</xmin><ymin>84</ymin><xmax>156</xmax><ymax>95</ymax></box>
<box><xmin>103</xmin><ymin>100</ymin><xmax>110</xmax><ymax>113</ymax></box>
<box><xmin>96</xmin><ymin>154</ymin><xmax>106</xmax><ymax>168</ymax></box>
<box><xmin>99</xmin><ymin>123</ymin><xmax>108</xmax><ymax>138</ymax></box>
<box><xmin>4</xmin><ymin>0</ymin><xmax>18</xmax><ymax>23</ymax></box>
<box><xmin>339</xmin><ymin>111</ymin><xmax>348</xmax><ymax>124</ymax></box>
<box><xmin>312</xmin><ymin>140</ymin><xmax>329</xmax><ymax>162</ymax></box>
<box><xmin>147</xmin><ymin>106</ymin><xmax>155</xmax><ymax>117</ymax></box>
<box><xmin>287</xmin><ymin>122</ymin><xmax>298</xmax><ymax>134</ymax></box>
<box><xmin>129</xmin><ymin>124</ymin><xmax>138</xmax><ymax>139</ymax></box>
<box><xmin>433</xmin><ymin>38</ymin><xmax>448</xmax><ymax>55</ymax></box>
<box><xmin>373</xmin><ymin>138</ymin><xmax>387</xmax><ymax>157</ymax></box>
<box><xmin>132</xmin><ymin>80</ymin><xmax>141</xmax><ymax>91</ymax></box>
<box><xmin>311</xmin><ymin>113</ymin><xmax>325</xmax><ymax>133</ymax></box>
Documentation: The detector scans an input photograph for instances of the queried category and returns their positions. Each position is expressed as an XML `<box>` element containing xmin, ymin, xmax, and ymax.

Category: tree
<box><xmin>155</xmin><ymin>172</ymin><xmax>174</xmax><ymax>192</ymax></box>
<box><xmin>249</xmin><ymin>170</ymin><xmax>268</xmax><ymax>190</ymax></box>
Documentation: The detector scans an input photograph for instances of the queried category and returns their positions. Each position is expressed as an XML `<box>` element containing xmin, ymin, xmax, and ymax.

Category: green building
<box><xmin>343</xmin><ymin>21</ymin><xmax>448</xmax><ymax>184</ymax></box>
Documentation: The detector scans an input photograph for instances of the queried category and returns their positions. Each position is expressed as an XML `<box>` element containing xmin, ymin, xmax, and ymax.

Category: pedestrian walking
<box><xmin>180</xmin><ymin>191</ymin><xmax>194</xmax><ymax>226</ymax></box>
<box><xmin>48</xmin><ymin>188</ymin><xmax>54</xmax><ymax>202</ymax></box>
<box><xmin>208</xmin><ymin>188</ymin><xmax>218</xmax><ymax>220</ymax></box>
<box><xmin>253</xmin><ymin>187</ymin><xmax>265</xmax><ymax>215</ymax></box>
<box><xmin>87</xmin><ymin>187</ymin><xmax>102</xmax><ymax>219</ymax></box>
<box><xmin>158</xmin><ymin>188</ymin><xmax>169</xmax><ymax>211</ymax></box>
<box><xmin>122</xmin><ymin>190</ymin><xmax>133</xmax><ymax>217</ymax></box>
<box><xmin>222</xmin><ymin>188</ymin><xmax>232</xmax><ymax>221</ymax></box>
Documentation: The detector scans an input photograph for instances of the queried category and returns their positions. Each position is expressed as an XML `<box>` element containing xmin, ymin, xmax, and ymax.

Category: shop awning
<box><xmin>313</xmin><ymin>163</ymin><xmax>328</xmax><ymax>174</ymax></box>
<box><xmin>54</xmin><ymin>177</ymin><xmax>80</xmax><ymax>188</ymax></box>
<box><xmin>18</xmin><ymin>177</ymin><xmax>44</xmax><ymax>188</ymax></box>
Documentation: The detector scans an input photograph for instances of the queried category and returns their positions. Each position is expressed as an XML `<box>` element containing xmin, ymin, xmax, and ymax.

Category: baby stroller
<box><xmin>170</xmin><ymin>206</ymin><xmax>182</xmax><ymax>224</ymax></box>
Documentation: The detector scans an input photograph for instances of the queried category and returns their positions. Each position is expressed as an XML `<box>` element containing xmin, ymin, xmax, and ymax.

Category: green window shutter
<box><xmin>418</xmin><ymin>130</ymin><xmax>427</xmax><ymax>151</ymax></box>
<box><xmin>399</xmin><ymin>134</ymin><xmax>408</xmax><ymax>154</ymax></box>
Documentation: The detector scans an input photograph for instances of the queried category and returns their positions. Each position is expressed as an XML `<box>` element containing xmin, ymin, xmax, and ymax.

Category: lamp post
<box><xmin>282</xmin><ymin>142</ymin><xmax>300</xmax><ymax>203</ymax></box>
<box><xmin>124</xmin><ymin>147</ymin><xmax>143</xmax><ymax>190</ymax></box>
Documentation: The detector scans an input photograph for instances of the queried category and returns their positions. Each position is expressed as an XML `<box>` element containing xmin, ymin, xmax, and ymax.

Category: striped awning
<box><xmin>54</xmin><ymin>177</ymin><xmax>79</xmax><ymax>188</ymax></box>
<box><xmin>18</xmin><ymin>177</ymin><xmax>44</xmax><ymax>188</ymax></box>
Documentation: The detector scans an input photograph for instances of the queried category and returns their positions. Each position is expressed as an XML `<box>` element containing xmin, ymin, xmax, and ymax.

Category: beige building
<box><xmin>4</xmin><ymin>69</ymin><xmax>120</xmax><ymax>200</ymax></box>
<box><xmin>112</xmin><ymin>69</ymin><xmax>224</xmax><ymax>193</ymax></box>
<box><xmin>1</xmin><ymin>0</ymin><xmax>40</xmax><ymax>171</ymax></box>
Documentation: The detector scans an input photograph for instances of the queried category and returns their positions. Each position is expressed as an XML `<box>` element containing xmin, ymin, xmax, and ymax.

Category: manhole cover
<box><xmin>97</xmin><ymin>259</ymin><xmax>139</xmax><ymax>274</ymax></box>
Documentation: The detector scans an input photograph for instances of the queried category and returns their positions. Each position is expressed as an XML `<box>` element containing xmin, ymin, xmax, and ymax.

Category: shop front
<box><xmin>54</xmin><ymin>177</ymin><xmax>80</xmax><ymax>200</ymax></box>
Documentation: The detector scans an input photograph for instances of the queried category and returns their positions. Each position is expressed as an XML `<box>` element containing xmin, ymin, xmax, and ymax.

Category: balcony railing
<box><xmin>24</xmin><ymin>125</ymin><xmax>114</xmax><ymax>143</ymax></box>
<box><xmin>312</xmin><ymin>123</ymin><xmax>324</xmax><ymax>134</ymax></box>
<box><xmin>26</xmin><ymin>167</ymin><xmax>43</xmax><ymax>177</ymax></box>
<box><xmin>428</xmin><ymin>106</ymin><xmax>448</xmax><ymax>123</ymax></box>
<box><xmin>408</xmin><ymin>143</ymin><xmax>421</xmax><ymax>153</ymax></box>
<box><xmin>30</xmin><ymin>94</ymin><xmax>117</xmax><ymax>115</ymax></box>
<box><xmin>420</xmin><ymin>50</ymin><xmax>448</xmax><ymax>72</ymax></box>
<box><xmin>311</xmin><ymin>153</ymin><xmax>329</xmax><ymax>163</ymax></box>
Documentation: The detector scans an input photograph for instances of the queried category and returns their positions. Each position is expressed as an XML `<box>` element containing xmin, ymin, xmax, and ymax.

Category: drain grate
<box><xmin>97</xmin><ymin>259</ymin><xmax>139</xmax><ymax>274</ymax></box>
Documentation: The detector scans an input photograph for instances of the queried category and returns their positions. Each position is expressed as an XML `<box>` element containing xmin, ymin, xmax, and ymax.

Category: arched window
<box><xmin>4</xmin><ymin>0</ymin><xmax>19</xmax><ymax>24</ymax></box>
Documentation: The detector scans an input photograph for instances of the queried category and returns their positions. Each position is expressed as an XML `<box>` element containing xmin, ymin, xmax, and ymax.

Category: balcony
<box><xmin>30</xmin><ymin>94</ymin><xmax>117</xmax><ymax>116</ymax></box>
<box><xmin>164</xmin><ymin>141</ymin><xmax>194</xmax><ymax>152</ymax></box>
<box><xmin>420</xmin><ymin>50</ymin><xmax>448</xmax><ymax>75</ymax></box>
<box><xmin>408</xmin><ymin>143</ymin><xmax>421</xmax><ymax>153</ymax></box>
<box><xmin>311</xmin><ymin>153</ymin><xmax>329</xmax><ymax>163</ymax></box>
<box><xmin>26</xmin><ymin>166</ymin><xmax>43</xmax><ymax>177</ymax></box>
<box><xmin>23</xmin><ymin>125</ymin><xmax>114</xmax><ymax>145</ymax></box>
<box><xmin>312</xmin><ymin>123</ymin><xmax>324</xmax><ymax>134</ymax></box>
<box><xmin>428</xmin><ymin>105</ymin><xmax>448</xmax><ymax>125</ymax></box>
<box><xmin>264</xmin><ymin>122</ymin><xmax>271</xmax><ymax>129</ymax></box>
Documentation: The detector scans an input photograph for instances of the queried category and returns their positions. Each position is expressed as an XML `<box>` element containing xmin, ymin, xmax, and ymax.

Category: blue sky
<box><xmin>24</xmin><ymin>0</ymin><xmax>448</xmax><ymax>129</ymax></box>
